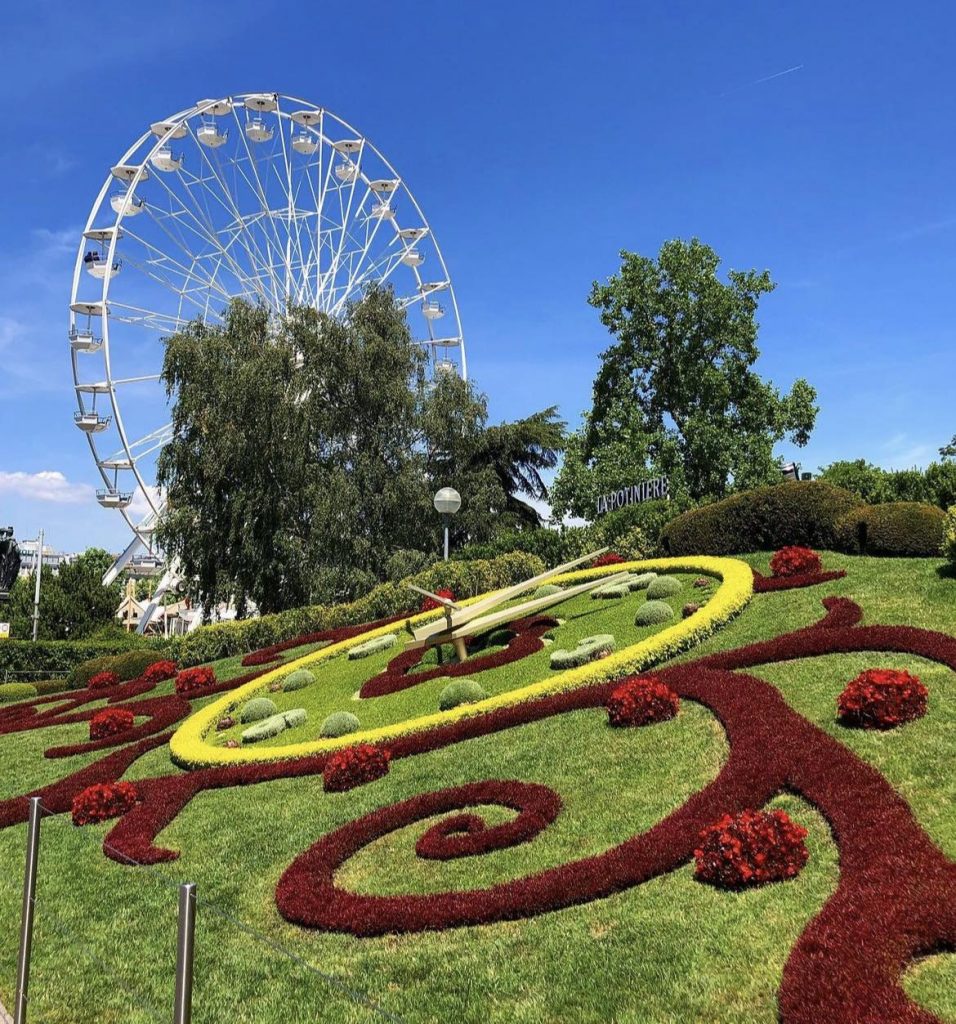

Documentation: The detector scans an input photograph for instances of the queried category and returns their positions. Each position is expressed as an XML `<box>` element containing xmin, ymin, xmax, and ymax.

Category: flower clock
<box><xmin>1</xmin><ymin>554</ymin><xmax>955</xmax><ymax>1024</ymax></box>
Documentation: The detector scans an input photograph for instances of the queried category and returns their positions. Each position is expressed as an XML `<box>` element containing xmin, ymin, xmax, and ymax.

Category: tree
<box><xmin>941</xmin><ymin>436</ymin><xmax>956</xmax><ymax>460</ymax></box>
<box><xmin>554</xmin><ymin>239</ymin><xmax>818</xmax><ymax>518</ymax></box>
<box><xmin>156</xmin><ymin>287</ymin><xmax>565</xmax><ymax>614</ymax></box>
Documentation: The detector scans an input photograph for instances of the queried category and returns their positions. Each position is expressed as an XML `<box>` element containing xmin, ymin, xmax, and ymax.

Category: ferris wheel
<box><xmin>69</xmin><ymin>92</ymin><xmax>466</xmax><ymax>587</ymax></box>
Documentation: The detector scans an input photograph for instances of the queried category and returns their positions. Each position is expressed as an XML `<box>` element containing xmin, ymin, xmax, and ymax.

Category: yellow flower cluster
<box><xmin>169</xmin><ymin>556</ymin><xmax>753</xmax><ymax>769</ymax></box>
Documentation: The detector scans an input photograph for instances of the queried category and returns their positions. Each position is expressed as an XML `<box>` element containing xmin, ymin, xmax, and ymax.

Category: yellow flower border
<box><xmin>170</xmin><ymin>556</ymin><xmax>752</xmax><ymax>769</ymax></box>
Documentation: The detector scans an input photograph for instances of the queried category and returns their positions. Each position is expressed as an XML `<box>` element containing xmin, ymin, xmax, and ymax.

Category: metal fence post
<box><xmin>14</xmin><ymin>797</ymin><xmax>43</xmax><ymax>1024</ymax></box>
<box><xmin>173</xmin><ymin>882</ymin><xmax>196</xmax><ymax>1024</ymax></box>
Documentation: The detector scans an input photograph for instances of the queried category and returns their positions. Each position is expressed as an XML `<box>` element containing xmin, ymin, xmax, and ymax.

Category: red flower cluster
<box><xmin>175</xmin><ymin>666</ymin><xmax>216</xmax><ymax>696</ymax></box>
<box><xmin>72</xmin><ymin>781</ymin><xmax>139</xmax><ymax>826</ymax></box>
<box><xmin>89</xmin><ymin>671</ymin><xmax>120</xmax><ymax>691</ymax></box>
<box><xmin>694</xmin><ymin>808</ymin><xmax>809</xmax><ymax>889</ymax></box>
<box><xmin>323</xmin><ymin>744</ymin><xmax>391</xmax><ymax>793</ymax></box>
<box><xmin>592</xmin><ymin>552</ymin><xmax>625</xmax><ymax>567</ymax></box>
<box><xmin>420</xmin><ymin>588</ymin><xmax>455</xmax><ymax>613</ymax></box>
<box><xmin>837</xmin><ymin>668</ymin><xmax>927</xmax><ymax>730</ymax></box>
<box><xmin>606</xmin><ymin>677</ymin><xmax>680</xmax><ymax>727</ymax></box>
<box><xmin>142</xmin><ymin>660</ymin><xmax>177</xmax><ymax>683</ymax></box>
<box><xmin>770</xmin><ymin>546</ymin><xmax>823</xmax><ymax>578</ymax></box>
<box><xmin>89</xmin><ymin>708</ymin><xmax>135</xmax><ymax>740</ymax></box>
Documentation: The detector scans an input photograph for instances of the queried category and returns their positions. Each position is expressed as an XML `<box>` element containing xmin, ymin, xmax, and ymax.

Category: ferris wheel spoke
<box><xmin>328</xmin><ymin>188</ymin><xmax>395</xmax><ymax>315</ymax></box>
<box><xmin>120</xmin><ymin>226</ymin><xmax>237</xmax><ymax>305</ymax></box>
<box><xmin>272</xmin><ymin>96</ymin><xmax>315</xmax><ymax>307</ymax></box>
<box><xmin>320</xmin><ymin>142</ymin><xmax>369</xmax><ymax>309</ymax></box>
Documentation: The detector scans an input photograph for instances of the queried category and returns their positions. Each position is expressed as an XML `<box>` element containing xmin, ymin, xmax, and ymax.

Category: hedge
<box><xmin>661</xmin><ymin>482</ymin><xmax>862</xmax><ymax>556</ymax></box>
<box><xmin>166</xmin><ymin>552</ymin><xmax>544</xmax><ymax>668</ymax></box>
<box><xmin>945</xmin><ymin>507</ymin><xmax>956</xmax><ymax>567</ymax></box>
<box><xmin>835</xmin><ymin>502</ymin><xmax>947</xmax><ymax>556</ymax></box>
<box><xmin>0</xmin><ymin>683</ymin><xmax>37</xmax><ymax>703</ymax></box>
<box><xmin>0</xmin><ymin>637</ymin><xmax>166</xmax><ymax>680</ymax></box>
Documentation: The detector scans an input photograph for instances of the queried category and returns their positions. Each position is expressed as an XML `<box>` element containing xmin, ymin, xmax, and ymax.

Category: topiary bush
<box><xmin>0</xmin><ymin>682</ymin><xmax>37</xmax><ymax>703</ymax></box>
<box><xmin>72</xmin><ymin>781</ymin><xmax>138</xmax><ymax>826</ymax></box>
<box><xmin>591</xmin><ymin>576</ymin><xmax>635</xmax><ymax>599</ymax></box>
<box><xmin>89</xmin><ymin>708</ymin><xmax>135</xmax><ymax>740</ymax></box>
<box><xmin>634</xmin><ymin>600</ymin><xmax>675</xmax><ymax>626</ymax></box>
<box><xmin>241</xmin><ymin>708</ymin><xmax>307</xmax><ymax>744</ymax></box>
<box><xmin>694</xmin><ymin>808</ymin><xmax>809</xmax><ymax>889</ymax></box>
<box><xmin>175</xmin><ymin>666</ymin><xmax>216</xmax><ymax>696</ymax></box>
<box><xmin>282</xmin><ymin>668</ymin><xmax>315</xmax><ymax>691</ymax></box>
<box><xmin>607</xmin><ymin>677</ymin><xmax>680</xmax><ymax>727</ymax></box>
<box><xmin>836</xmin><ymin>502</ymin><xmax>946</xmax><ymax>556</ymax></box>
<box><xmin>532</xmin><ymin>583</ymin><xmax>563</xmax><ymax>599</ymax></box>
<box><xmin>88</xmin><ymin>671</ymin><xmax>120</xmax><ymax>691</ymax></box>
<box><xmin>769</xmin><ymin>546</ymin><xmax>823</xmax><ymax>577</ymax></box>
<box><xmin>646</xmin><ymin>575</ymin><xmax>681</xmax><ymax>599</ymax></box>
<box><xmin>837</xmin><ymin>668</ymin><xmax>928</xmax><ymax>729</ymax></box>
<box><xmin>628</xmin><ymin>572</ymin><xmax>658</xmax><ymax>591</ymax></box>
<box><xmin>438</xmin><ymin>679</ymin><xmax>488</xmax><ymax>711</ymax></box>
<box><xmin>239</xmin><ymin>697</ymin><xmax>278</xmax><ymax>724</ymax></box>
<box><xmin>323</xmin><ymin>744</ymin><xmax>391</xmax><ymax>792</ymax></box>
<box><xmin>549</xmin><ymin>634</ymin><xmax>616</xmax><ymax>670</ymax></box>
<box><xmin>347</xmin><ymin>634</ymin><xmax>398</xmax><ymax>660</ymax></box>
<box><xmin>320</xmin><ymin>711</ymin><xmax>362</xmax><ymax>738</ymax></box>
<box><xmin>661</xmin><ymin>481</ymin><xmax>861</xmax><ymax>556</ymax></box>
<box><xmin>110</xmin><ymin>650</ymin><xmax>169</xmax><ymax>682</ymax></box>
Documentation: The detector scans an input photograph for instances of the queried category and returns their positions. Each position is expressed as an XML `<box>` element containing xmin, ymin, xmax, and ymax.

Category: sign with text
<box><xmin>596</xmin><ymin>476</ymin><xmax>670</xmax><ymax>516</ymax></box>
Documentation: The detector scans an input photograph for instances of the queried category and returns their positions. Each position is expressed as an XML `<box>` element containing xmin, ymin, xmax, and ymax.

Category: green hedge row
<box><xmin>0</xmin><ymin>636</ymin><xmax>166</xmax><ymax>680</ymax></box>
<box><xmin>166</xmin><ymin>551</ymin><xmax>545</xmax><ymax>668</ymax></box>
<box><xmin>661</xmin><ymin>482</ymin><xmax>946</xmax><ymax>557</ymax></box>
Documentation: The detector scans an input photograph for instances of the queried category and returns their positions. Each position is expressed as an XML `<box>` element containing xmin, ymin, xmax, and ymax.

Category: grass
<box><xmin>0</xmin><ymin>554</ymin><xmax>953</xmax><ymax>1023</ymax></box>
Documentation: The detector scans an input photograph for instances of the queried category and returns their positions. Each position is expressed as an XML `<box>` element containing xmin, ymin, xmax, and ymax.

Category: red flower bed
<box><xmin>89</xmin><ymin>671</ymin><xmax>120</xmax><ymax>691</ymax></box>
<box><xmin>323</xmin><ymin>744</ymin><xmax>391</xmax><ymax>793</ymax></box>
<box><xmin>694</xmin><ymin>808</ymin><xmax>809</xmax><ymax>889</ymax></box>
<box><xmin>175</xmin><ymin>666</ymin><xmax>216</xmax><ymax>696</ymax></box>
<box><xmin>72</xmin><ymin>781</ymin><xmax>139</xmax><ymax>826</ymax></box>
<box><xmin>837</xmin><ymin>668</ymin><xmax>927</xmax><ymax>729</ymax></box>
<box><xmin>420</xmin><ymin>588</ymin><xmax>454</xmax><ymax>613</ymax></box>
<box><xmin>770</xmin><ymin>546</ymin><xmax>823</xmax><ymax>578</ymax></box>
<box><xmin>606</xmin><ymin>677</ymin><xmax>680</xmax><ymax>727</ymax></box>
<box><xmin>89</xmin><ymin>708</ymin><xmax>135</xmax><ymax>740</ymax></box>
<box><xmin>142</xmin><ymin>660</ymin><xmax>177</xmax><ymax>683</ymax></box>
<box><xmin>241</xmin><ymin>649</ymin><xmax>281</xmax><ymax>667</ymax></box>
<box><xmin>592</xmin><ymin>552</ymin><xmax>625</xmax><ymax>567</ymax></box>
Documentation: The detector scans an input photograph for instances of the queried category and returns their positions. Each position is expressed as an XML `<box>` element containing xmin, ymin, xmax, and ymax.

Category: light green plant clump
<box><xmin>591</xmin><ymin>575</ymin><xmax>637</xmax><ymax>599</ymax></box>
<box><xmin>238</xmin><ymin>697</ymin><xmax>278</xmax><ymax>724</ymax></box>
<box><xmin>241</xmin><ymin>708</ymin><xmax>307</xmax><ymax>744</ymax></box>
<box><xmin>549</xmin><ymin>634</ymin><xmax>616</xmax><ymax>670</ymax></box>
<box><xmin>320</xmin><ymin>711</ymin><xmax>361</xmax><ymax>738</ymax></box>
<box><xmin>438</xmin><ymin>679</ymin><xmax>489</xmax><ymax>711</ymax></box>
<box><xmin>533</xmin><ymin>584</ymin><xmax>564</xmax><ymax>600</ymax></box>
<box><xmin>646</xmin><ymin>575</ymin><xmax>681</xmax><ymax>599</ymax></box>
<box><xmin>635</xmin><ymin>600</ymin><xmax>675</xmax><ymax>626</ymax></box>
<box><xmin>347</xmin><ymin>634</ymin><xmax>398</xmax><ymax>660</ymax></box>
<box><xmin>0</xmin><ymin>683</ymin><xmax>37</xmax><ymax>704</ymax></box>
<box><xmin>282</xmin><ymin>668</ymin><xmax>315</xmax><ymax>691</ymax></box>
<box><xmin>628</xmin><ymin>572</ymin><xmax>658</xmax><ymax>591</ymax></box>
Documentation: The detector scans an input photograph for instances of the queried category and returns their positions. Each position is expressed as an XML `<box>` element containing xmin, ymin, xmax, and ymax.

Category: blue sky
<box><xmin>1</xmin><ymin>0</ymin><xmax>955</xmax><ymax>554</ymax></box>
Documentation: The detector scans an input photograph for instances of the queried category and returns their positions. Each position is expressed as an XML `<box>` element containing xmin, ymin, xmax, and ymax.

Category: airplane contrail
<box><xmin>719</xmin><ymin>64</ymin><xmax>804</xmax><ymax>97</ymax></box>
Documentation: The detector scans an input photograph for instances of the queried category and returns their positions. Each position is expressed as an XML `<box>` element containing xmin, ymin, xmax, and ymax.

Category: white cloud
<box><xmin>0</xmin><ymin>470</ymin><xmax>94</xmax><ymax>504</ymax></box>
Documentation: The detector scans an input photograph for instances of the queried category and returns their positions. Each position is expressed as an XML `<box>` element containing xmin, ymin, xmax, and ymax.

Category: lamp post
<box><xmin>433</xmin><ymin>487</ymin><xmax>461</xmax><ymax>561</ymax></box>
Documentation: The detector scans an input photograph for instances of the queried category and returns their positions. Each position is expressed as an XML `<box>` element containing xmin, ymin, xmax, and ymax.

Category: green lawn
<box><xmin>0</xmin><ymin>554</ymin><xmax>953</xmax><ymax>1024</ymax></box>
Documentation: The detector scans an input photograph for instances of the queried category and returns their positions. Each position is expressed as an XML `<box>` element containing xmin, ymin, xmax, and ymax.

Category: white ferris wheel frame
<box><xmin>69</xmin><ymin>92</ymin><xmax>467</xmax><ymax>567</ymax></box>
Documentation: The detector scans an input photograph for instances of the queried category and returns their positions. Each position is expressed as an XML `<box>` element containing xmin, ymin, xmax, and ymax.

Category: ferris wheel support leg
<box><xmin>136</xmin><ymin>567</ymin><xmax>178</xmax><ymax>635</ymax></box>
<box><xmin>102</xmin><ymin>533</ymin><xmax>145</xmax><ymax>587</ymax></box>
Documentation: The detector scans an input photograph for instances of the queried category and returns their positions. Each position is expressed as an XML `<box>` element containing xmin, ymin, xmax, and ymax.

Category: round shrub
<box><xmin>438</xmin><ymin>679</ymin><xmax>488</xmax><ymax>711</ymax></box>
<box><xmin>682</xmin><ymin>602</ymin><xmax>702</xmax><ymax>619</ymax></box>
<box><xmin>142</xmin><ymin>660</ymin><xmax>177</xmax><ymax>683</ymax></box>
<box><xmin>239</xmin><ymin>697</ymin><xmax>278</xmax><ymax>724</ymax></box>
<box><xmin>320</xmin><ymin>711</ymin><xmax>362</xmax><ymax>738</ymax></box>
<box><xmin>282</xmin><ymin>668</ymin><xmax>315</xmax><ymax>691</ymax></box>
<box><xmin>241</xmin><ymin>707</ymin><xmax>308</xmax><ymax>744</ymax></box>
<box><xmin>72</xmin><ymin>781</ymin><xmax>138</xmax><ymax>826</ymax></box>
<box><xmin>837</xmin><ymin>668</ymin><xmax>927</xmax><ymax>729</ymax></box>
<box><xmin>836</xmin><ymin>502</ymin><xmax>946</xmax><ymax>556</ymax></box>
<box><xmin>628</xmin><ymin>572</ymin><xmax>658</xmax><ymax>591</ymax></box>
<box><xmin>68</xmin><ymin>655</ymin><xmax>120</xmax><ymax>690</ymax></box>
<box><xmin>89</xmin><ymin>670</ymin><xmax>120</xmax><ymax>691</ymax></box>
<box><xmin>662</xmin><ymin>481</ymin><xmax>861</xmax><ymax>555</ymax></box>
<box><xmin>323</xmin><ymin>744</ymin><xmax>391</xmax><ymax>792</ymax></box>
<box><xmin>90</xmin><ymin>708</ymin><xmax>135</xmax><ymax>740</ymax></box>
<box><xmin>0</xmin><ymin>682</ymin><xmax>37</xmax><ymax>704</ymax></box>
<box><xmin>549</xmin><ymin>634</ymin><xmax>616</xmax><ymax>670</ymax></box>
<box><xmin>175</xmin><ymin>666</ymin><xmax>216</xmax><ymax>696</ymax></box>
<box><xmin>607</xmin><ymin>677</ymin><xmax>679</xmax><ymax>727</ymax></box>
<box><xmin>110</xmin><ymin>650</ymin><xmax>169</xmax><ymax>682</ymax></box>
<box><xmin>694</xmin><ymin>808</ymin><xmax>809</xmax><ymax>888</ymax></box>
<box><xmin>591</xmin><ymin>577</ymin><xmax>635</xmax><ymax>599</ymax></box>
<box><xmin>769</xmin><ymin>546</ymin><xmax>822</xmax><ymax>577</ymax></box>
<box><xmin>634</xmin><ymin>600</ymin><xmax>675</xmax><ymax>626</ymax></box>
<box><xmin>532</xmin><ymin>583</ymin><xmax>563</xmax><ymax>599</ymax></box>
<box><xmin>646</xmin><ymin>575</ymin><xmax>681</xmax><ymax>599</ymax></box>
<box><xmin>347</xmin><ymin>635</ymin><xmax>398</xmax><ymax>660</ymax></box>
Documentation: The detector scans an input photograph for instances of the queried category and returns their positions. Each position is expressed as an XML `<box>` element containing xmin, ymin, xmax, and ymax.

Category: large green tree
<box><xmin>157</xmin><ymin>287</ymin><xmax>564</xmax><ymax>614</ymax></box>
<box><xmin>552</xmin><ymin>239</ymin><xmax>818</xmax><ymax>519</ymax></box>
